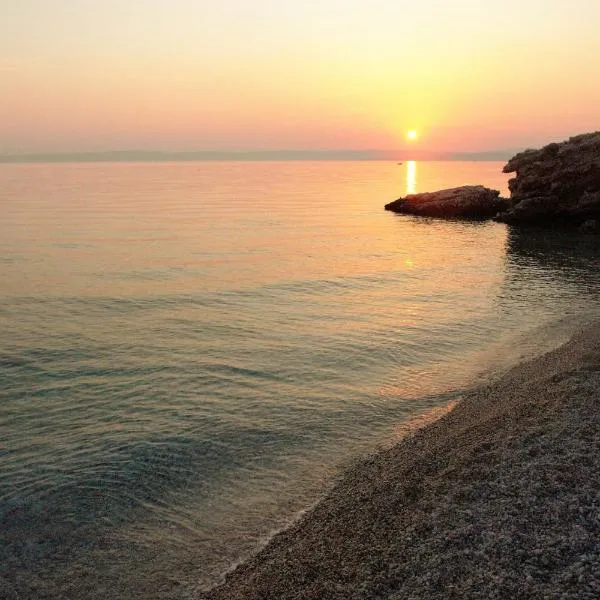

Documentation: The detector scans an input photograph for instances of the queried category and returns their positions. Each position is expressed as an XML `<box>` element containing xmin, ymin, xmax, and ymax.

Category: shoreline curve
<box><xmin>201</xmin><ymin>322</ymin><xmax>600</xmax><ymax>600</ymax></box>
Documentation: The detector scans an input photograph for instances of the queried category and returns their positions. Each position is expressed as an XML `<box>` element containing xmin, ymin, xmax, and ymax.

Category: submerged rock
<box><xmin>496</xmin><ymin>131</ymin><xmax>600</xmax><ymax>226</ymax></box>
<box><xmin>384</xmin><ymin>185</ymin><xmax>508</xmax><ymax>220</ymax></box>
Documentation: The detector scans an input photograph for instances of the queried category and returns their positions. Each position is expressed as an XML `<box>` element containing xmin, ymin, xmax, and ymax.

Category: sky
<box><xmin>1</xmin><ymin>0</ymin><xmax>600</xmax><ymax>154</ymax></box>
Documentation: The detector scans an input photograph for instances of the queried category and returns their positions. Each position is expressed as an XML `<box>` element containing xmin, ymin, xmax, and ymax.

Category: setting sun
<box><xmin>406</xmin><ymin>130</ymin><xmax>419</xmax><ymax>142</ymax></box>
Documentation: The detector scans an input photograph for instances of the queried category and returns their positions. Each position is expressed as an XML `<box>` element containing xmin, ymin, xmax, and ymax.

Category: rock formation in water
<box><xmin>384</xmin><ymin>132</ymin><xmax>600</xmax><ymax>229</ymax></box>
<box><xmin>384</xmin><ymin>185</ymin><xmax>508</xmax><ymax>219</ymax></box>
<box><xmin>496</xmin><ymin>131</ymin><xmax>600</xmax><ymax>228</ymax></box>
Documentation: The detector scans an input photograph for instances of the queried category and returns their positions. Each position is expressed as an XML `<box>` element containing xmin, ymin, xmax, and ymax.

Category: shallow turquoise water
<box><xmin>1</xmin><ymin>161</ymin><xmax>599</xmax><ymax>598</ymax></box>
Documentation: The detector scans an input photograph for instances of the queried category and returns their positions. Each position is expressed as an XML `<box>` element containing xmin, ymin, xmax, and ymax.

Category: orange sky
<box><xmin>2</xmin><ymin>1</ymin><xmax>600</xmax><ymax>154</ymax></box>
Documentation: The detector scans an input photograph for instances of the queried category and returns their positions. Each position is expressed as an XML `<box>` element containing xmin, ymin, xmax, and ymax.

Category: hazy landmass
<box><xmin>0</xmin><ymin>149</ymin><xmax>517</xmax><ymax>163</ymax></box>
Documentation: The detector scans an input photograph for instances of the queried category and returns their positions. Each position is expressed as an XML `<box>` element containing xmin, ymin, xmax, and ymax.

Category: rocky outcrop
<box><xmin>496</xmin><ymin>132</ymin><xmax>600</xmax><ymax>226</ymax></box>
<box><xmin>383</xmin><ymin>132</ymin><xmax>600</xmax><ymax>228</ymax></box>
<box><xmin>384</xmin><ymin>185</ymin><xmax>508</xmax><ymax>219</ymax></box>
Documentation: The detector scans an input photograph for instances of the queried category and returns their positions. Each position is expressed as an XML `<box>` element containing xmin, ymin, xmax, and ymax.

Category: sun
<box><xmin>406</xmin><ymin>130</ymin><xmax>418</xmax><ymax>142</ymax></box>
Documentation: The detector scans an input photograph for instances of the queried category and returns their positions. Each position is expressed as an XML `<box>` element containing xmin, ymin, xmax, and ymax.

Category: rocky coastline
<box><xmin>385</xmin><ymin>131</ymin><xmax>600</xmax><ymax>230</ymax></box>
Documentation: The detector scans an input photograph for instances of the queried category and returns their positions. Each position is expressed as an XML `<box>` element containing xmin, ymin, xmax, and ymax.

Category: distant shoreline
<box><xmin>0</xmin><ymin>150</ymin><xmax>516</xmax><ymax>164</ymax></box>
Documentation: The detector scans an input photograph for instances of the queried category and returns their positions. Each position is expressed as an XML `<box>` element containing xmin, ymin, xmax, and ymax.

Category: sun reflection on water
<box><xmin>406</xmin><ymin>160</ymin><xmax>417</xmax><ymax>195</ymax></box>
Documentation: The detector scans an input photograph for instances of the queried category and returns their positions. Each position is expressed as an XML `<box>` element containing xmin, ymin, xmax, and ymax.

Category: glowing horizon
<box><xmin>2</xmin><ymin>1</ymin><xmax>600</xmax><ymax>155</ymax></box>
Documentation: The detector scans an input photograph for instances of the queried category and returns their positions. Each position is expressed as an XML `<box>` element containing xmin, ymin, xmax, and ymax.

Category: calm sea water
<box><xmin>2</xmin><ymin>161</ymin><xmax>600</xmax><ymax>599</ymax></box>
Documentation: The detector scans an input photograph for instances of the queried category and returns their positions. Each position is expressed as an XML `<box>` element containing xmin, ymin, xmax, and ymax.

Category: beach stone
<box><xmin>384</xmin><ymin>185</ymin><xmax>508</xmax><ymax>219</ymax></box>
<box><xmin>579</xmin><ymin>219</ymin><xmax>600</xmax><ymax>234</ymax></box>
<box><xmin>496</xmin><ymin>131</ymin><xmax>600</xmax><ymax>226</ymax></box>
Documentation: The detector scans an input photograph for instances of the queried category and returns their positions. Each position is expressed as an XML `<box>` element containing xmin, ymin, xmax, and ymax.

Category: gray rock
<box><xmin>384</xmin><ymin>185</ymin><xmax>508</xmax><ymax>220</ymax></box>
<box><xmin>579</xmin><ymin>219</ymin><xmax>600</xmax><ymax>234</ymax></box>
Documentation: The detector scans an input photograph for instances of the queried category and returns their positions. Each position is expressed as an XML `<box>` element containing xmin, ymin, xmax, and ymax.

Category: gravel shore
<box><xmin>201</xmin><ymin>323</ymin><xmax>600</xmax><ymax>600</ymax></box>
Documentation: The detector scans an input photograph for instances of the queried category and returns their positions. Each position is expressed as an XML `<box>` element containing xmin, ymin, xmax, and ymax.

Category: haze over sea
<box><xmin>2</xmin><ymin>161</ymin><xmax>600</xmax><ymax>599</ymax></box>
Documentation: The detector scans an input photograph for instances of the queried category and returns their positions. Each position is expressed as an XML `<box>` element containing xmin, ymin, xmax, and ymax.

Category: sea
<box><xmin>2</xmin><ymin>160</ymin><xmax>600</xmax><ymax>599</ymax></box>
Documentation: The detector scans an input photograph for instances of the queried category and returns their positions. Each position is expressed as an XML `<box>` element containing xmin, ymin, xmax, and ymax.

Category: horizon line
<box><xmin>0</xmin><ymin>148</ymin><xmax>520</xmax><ymax>164</ymax></box>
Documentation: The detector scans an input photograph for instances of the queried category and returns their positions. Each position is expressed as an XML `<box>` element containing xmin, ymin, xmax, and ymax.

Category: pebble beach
<box><xmin>203</xmin><ymin>322</ymin><xmax>600</xmax><ymax>600</ymax></box>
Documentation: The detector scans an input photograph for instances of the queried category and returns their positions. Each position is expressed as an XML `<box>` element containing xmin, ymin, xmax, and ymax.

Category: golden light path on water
<box><xmin>406</xmin><ymin>160</ymin><xmax>417</xmax><ymax>195</ymax></box>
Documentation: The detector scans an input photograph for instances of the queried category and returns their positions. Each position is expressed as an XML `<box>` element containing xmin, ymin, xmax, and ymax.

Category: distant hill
<box><xmin>0</xmin><ymin>149</ymin><xmax>517</xmax><ymax>163</ymax></box>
